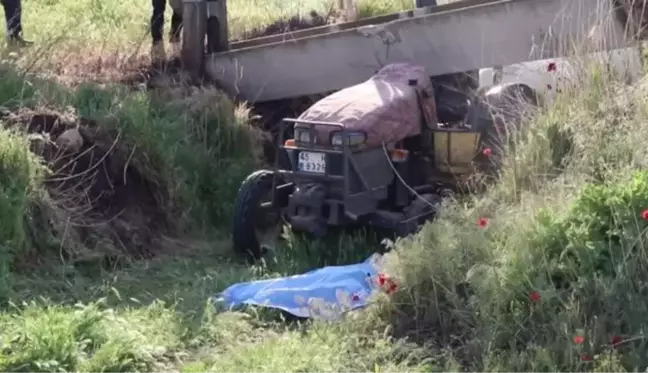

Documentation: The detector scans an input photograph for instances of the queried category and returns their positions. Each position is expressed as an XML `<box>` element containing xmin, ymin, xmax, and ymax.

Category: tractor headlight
<box><xmin>294</xmin><ymin>128</ymin><xmax>313</xmax><ymax>144</ymax></box>
<box><xmin>331</xmin><ymin>131</ymin><xmax>366</xmax><ymax>147</ymax></box>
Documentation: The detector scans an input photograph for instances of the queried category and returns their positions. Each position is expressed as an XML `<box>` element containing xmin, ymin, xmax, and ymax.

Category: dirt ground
<box><xmin>1</xmin><ymin>106</ymin><xmax>168</xmax><ymax>262</ymax></box>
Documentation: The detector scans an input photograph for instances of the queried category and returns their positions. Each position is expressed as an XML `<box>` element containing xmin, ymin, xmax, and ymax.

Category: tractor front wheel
<box><xmin>232</xmin><ymin>170</ymin><xmax>285</xmax><ymax>262</ymax></box>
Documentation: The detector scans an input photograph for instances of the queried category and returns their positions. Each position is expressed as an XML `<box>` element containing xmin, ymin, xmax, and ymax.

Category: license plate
<box><xmin>297</xmin><ymin>151</ymin><xmax>326</xmax><ymax>174</ymax></box>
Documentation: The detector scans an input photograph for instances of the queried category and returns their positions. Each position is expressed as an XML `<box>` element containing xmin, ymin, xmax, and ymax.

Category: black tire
<box><xmin>232</xmin><ymin>170</ymin><xmax>280</xmax><ymax>261</ymax></box>
<box><xmin>470</xmin><ymin>83</ymin><xmax>539</xmax><ymax>173</ymax></box>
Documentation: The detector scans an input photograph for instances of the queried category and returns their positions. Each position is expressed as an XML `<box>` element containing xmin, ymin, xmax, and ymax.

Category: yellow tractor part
<box><xmin>433</xmin><ymin>129</ymin><xmax>481</xmax><ymax>175</ymax></box>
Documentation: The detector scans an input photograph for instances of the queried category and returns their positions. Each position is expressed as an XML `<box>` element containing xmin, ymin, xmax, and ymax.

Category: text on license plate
<box><xmin>298</xmin><ymin>151</ymin><xmax>326</xmax><ymax>174</ymax></box>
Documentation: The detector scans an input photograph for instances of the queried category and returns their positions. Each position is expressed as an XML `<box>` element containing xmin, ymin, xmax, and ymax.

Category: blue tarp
<box><xmin>215</xmin><ymin>254</ymin><xmax>383</xmax><ymax>320</ymax></box>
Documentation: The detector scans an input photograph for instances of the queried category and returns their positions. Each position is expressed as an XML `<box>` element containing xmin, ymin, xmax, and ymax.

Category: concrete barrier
<box><xmin>205</xmin><ymin>0</ymin><xmax>633</xmax><ymax>102</ymax></box>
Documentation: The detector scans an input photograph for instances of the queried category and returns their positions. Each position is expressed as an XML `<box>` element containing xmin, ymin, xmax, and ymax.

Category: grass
<box><xmin>0</xmin><ymin>0</ymin><xmax>647</xmax><ymax>371</ymax></box>
<box><xmin>16</xmin><ymin>0</ymin><xmax>411</xmax><ymax>49</ymax></box>
<box><xmin>371</xmin><ymin>60</ymin><xmax>648</xmax><ymax>370</ymax></box>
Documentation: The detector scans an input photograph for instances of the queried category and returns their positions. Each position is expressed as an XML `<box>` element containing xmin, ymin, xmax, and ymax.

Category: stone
<box><xmin>55</xmin><ymin>128</ymin><xmax>84</xmax><ymax>154</ymax></box>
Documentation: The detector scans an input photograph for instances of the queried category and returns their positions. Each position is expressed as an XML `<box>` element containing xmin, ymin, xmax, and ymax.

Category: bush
<box><xmin>73</xmin><ymin>83</ymin><xmax>260</xmax><ymax>231</ymax></box>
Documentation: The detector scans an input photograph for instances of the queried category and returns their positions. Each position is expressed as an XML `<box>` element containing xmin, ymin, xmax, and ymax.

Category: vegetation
<box><xmin>0</xmin><ymin>0</ymin><xmax>647</xmax><ymax>371</ymax></box>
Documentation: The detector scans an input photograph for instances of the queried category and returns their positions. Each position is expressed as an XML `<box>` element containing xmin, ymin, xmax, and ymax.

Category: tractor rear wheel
<box><xmin>468</xmin><ymin>82</ymin><xmax>539</xmax><ymax>174</ymax></box>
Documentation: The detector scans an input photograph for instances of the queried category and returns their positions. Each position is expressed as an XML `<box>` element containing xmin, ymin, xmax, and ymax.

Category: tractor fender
<box><xmin>468</xmin><ymin>82</ymin><xmax>540</xmax><ymax>174</ymax></box>
<box><xmin>478</xmin><ymin>48</ymin><xmax>642</xmax><ymax>102</ymax></box>
<box><xmin>468</xmin><ymin>82</ymin><xmax>539</xmax><ymax>132</ymax></box>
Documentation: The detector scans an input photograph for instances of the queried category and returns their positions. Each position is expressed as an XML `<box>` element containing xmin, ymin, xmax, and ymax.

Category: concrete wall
<box><xmin>205</xmin><ymin>0</ymin><xmax>631</xmax><ymax>102</ymax></box>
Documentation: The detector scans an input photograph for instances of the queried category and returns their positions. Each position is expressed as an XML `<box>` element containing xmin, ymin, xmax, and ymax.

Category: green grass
<box><xmin>1</xmin><ymin>0</ymin><xmax>648</xmax><ymax>371</ymax></box>
<box><xmin>4</xmin><ymin>235</ymin><xmax>414</xmax><ymax>372</ymax></box>
<box><xmin>0</xmin><ymin>40</ymin><xmax>413</xmax><ymax>369</ymax></box>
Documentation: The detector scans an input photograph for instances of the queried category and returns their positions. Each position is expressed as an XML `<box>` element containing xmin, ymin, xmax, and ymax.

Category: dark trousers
<box><xmin>151</xmin><ymin>0</ymin><xmax>182</xmax><ymax>43</ymax></box>
<box><xmin>1</xmin><ymin>0</ymin><xmax>21</xmax><ymax>38</ymax></box>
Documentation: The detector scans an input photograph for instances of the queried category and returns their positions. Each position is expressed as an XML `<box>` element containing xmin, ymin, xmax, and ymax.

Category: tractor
<box><xmin>231</xmin><ymin>62</ymin><xmax>538</xmax><ymax>260</ymax></box>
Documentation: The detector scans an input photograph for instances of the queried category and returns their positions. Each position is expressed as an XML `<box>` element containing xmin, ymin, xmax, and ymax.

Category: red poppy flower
<box><xmin>477</xmin><ymin>217</ymin><xmax>489</xmax><ymax>228</ymax></box>
<box><xmin>352</xmin><ymin>294</ymin><xmax>360</xmax><ymax>302</ymax></box>
<box><xmin>482</xmin><ymin>147</ymin><xmax>492</xmax><ymax>157</ymax></box>
<box><xmin>376</xmin><ymin>273</ymin><xmax>398</xmax><ymax>294</ymax></box>
<box><xmin>581</xmin><ymin>354</ymin><xmax>591</xmax><ymax>362</ymax></box>
<box><xmin>529</xmin><ymin>291</ymin><xmax>541</xmax><ymax>302</ymax></box>
<box><xmin>386</xmin><ymin>280</ymin><xmax>398</xmax><ymax>294</ymax></box>
<box><xmin>642</xmin><ymin>209</ymin><xmax>648</xmax><ymax>221</ymax></box>
<box><xmin>611</xmin><ymin>335</ymin><xmax>622</xmax><ymax>346</ymax></box>
<box><xmin>547</xmin><ymin>62</ymin><xmax>557</xmax><ymax>72</ymax></box>
<box><xmin>573</xmin><ymin>335</ymin><xmax>584</xmax><ymax>345</ymax></box>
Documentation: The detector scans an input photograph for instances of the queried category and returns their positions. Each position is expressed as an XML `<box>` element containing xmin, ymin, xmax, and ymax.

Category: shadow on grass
<box><xmin>9</xmin><ymin>226</ymin><xmax>382</xmax><ymax>311</ymax></box>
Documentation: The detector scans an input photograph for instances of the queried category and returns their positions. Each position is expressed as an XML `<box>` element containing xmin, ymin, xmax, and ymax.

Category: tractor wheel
<box><xmin>394</xmin><ymin>193</ymin><xmax>443</xmax><ymax>237</ymax></box>
<box><xmin>470</xmin><ymin>82</ymin><xmax>539</xmax><ymax>174</ymax></box>
<box><xmin>232</xmin><ymin>170</ymin><xmax>284</xmax><ymax>262</ymax></box>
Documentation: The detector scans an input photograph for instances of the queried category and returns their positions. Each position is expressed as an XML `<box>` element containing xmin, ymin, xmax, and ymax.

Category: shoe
<box><xmin>6</xmin><ymin>35</ymin><xmax>33</xmax><ymax>48</ymax></box>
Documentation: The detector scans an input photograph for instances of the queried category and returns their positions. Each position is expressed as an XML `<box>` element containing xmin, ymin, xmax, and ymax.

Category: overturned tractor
<box><xmin>177</xmin><ymin>0</ymin><xmax>648</xmax><ymax>260</ymax></box>
<box><xmin>231</xmin><ymin>63</ymin><xmax>538</xmax><ymax>260</ymax></box>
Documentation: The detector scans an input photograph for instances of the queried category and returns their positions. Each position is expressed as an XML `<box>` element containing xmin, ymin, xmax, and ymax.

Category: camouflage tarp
<box><xmin>296</xmin><ymin>63</ymin><xmax>438</xmax><ymax>148</ymax></box>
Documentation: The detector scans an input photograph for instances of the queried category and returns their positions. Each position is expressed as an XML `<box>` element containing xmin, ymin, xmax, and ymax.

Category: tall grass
<box><xmin>0</xmin><ymin>128</ymin><xmax>46</xmax><ymax>298</ymax></box>
<box><xmin>72</xmin><ymin>83</ymin><xmax>260</xmax><ymax>229</ymax></box>
<box><xmin>370</xmin><ymin>33</ymin><xmax>648</xmax><ymax>370</ymax></box>
<box><xmin>0</xmin><ymin>59</ymin><xmax>262</xmax><ymax>308</ymax></box>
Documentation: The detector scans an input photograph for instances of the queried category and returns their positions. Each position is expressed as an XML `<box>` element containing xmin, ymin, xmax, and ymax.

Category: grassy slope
<box><xmin>2</xmin><ymin>0</ymin><xmax>648</xmax><ymax>372</ymax></box>
<box><xmin>0</xmin><ymin>0</ymin><xmax>420</xmax><ymax>372</ymax></box>
<box><xmin>0</xmin><ymin>64</ymin><xmax>420</xmax><ymax>371</ymax></box>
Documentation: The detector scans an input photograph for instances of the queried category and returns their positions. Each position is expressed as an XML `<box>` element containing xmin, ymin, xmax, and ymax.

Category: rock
<box><xmin>55</xmin><ymin>128</ymin><xmax>84</xmax><ymax>154</ymax></box>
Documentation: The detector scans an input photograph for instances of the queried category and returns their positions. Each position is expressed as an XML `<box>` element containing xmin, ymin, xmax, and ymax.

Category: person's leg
<box><xmin>151</xmin><ymin>0</ymin><xmax>166</xmax><ymax>45</ymax></box>
<box><xmin>1</xmin><ymin>0</ymin><xmax>31</xmax><ymax>46</ymax></box>
<box><xmin>150</xmin><ymin>0</ymin><xmax>167</xmax><ymax>63</ymax></box>
<box><xmin>1</xmin><ymin>0</ymin><xmax>19</xmax><ymax>37</ymax></box>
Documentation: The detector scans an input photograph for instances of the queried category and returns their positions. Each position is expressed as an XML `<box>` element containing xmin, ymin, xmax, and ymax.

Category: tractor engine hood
<box><xmin>295</xmin><ymin>63</ymin><xmax>438</xmax><ymax>148</ymax></box>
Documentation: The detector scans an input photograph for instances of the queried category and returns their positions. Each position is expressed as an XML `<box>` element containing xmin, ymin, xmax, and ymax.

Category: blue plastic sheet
<box><xmin>215</xmin><ymin>254</ymin><xmax>383</xmax><ymax>320</ymax></box>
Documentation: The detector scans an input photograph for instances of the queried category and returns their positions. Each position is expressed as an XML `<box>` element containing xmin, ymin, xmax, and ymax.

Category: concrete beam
<box><xmin>206</xmin><ymin>0</ymin><xmax>632</xmax><ymax>102</ymax></box>
<box><xmin>181</xmin><ymin>0</ymin><xmax>207</xmax><ymax>82</ymax></box>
